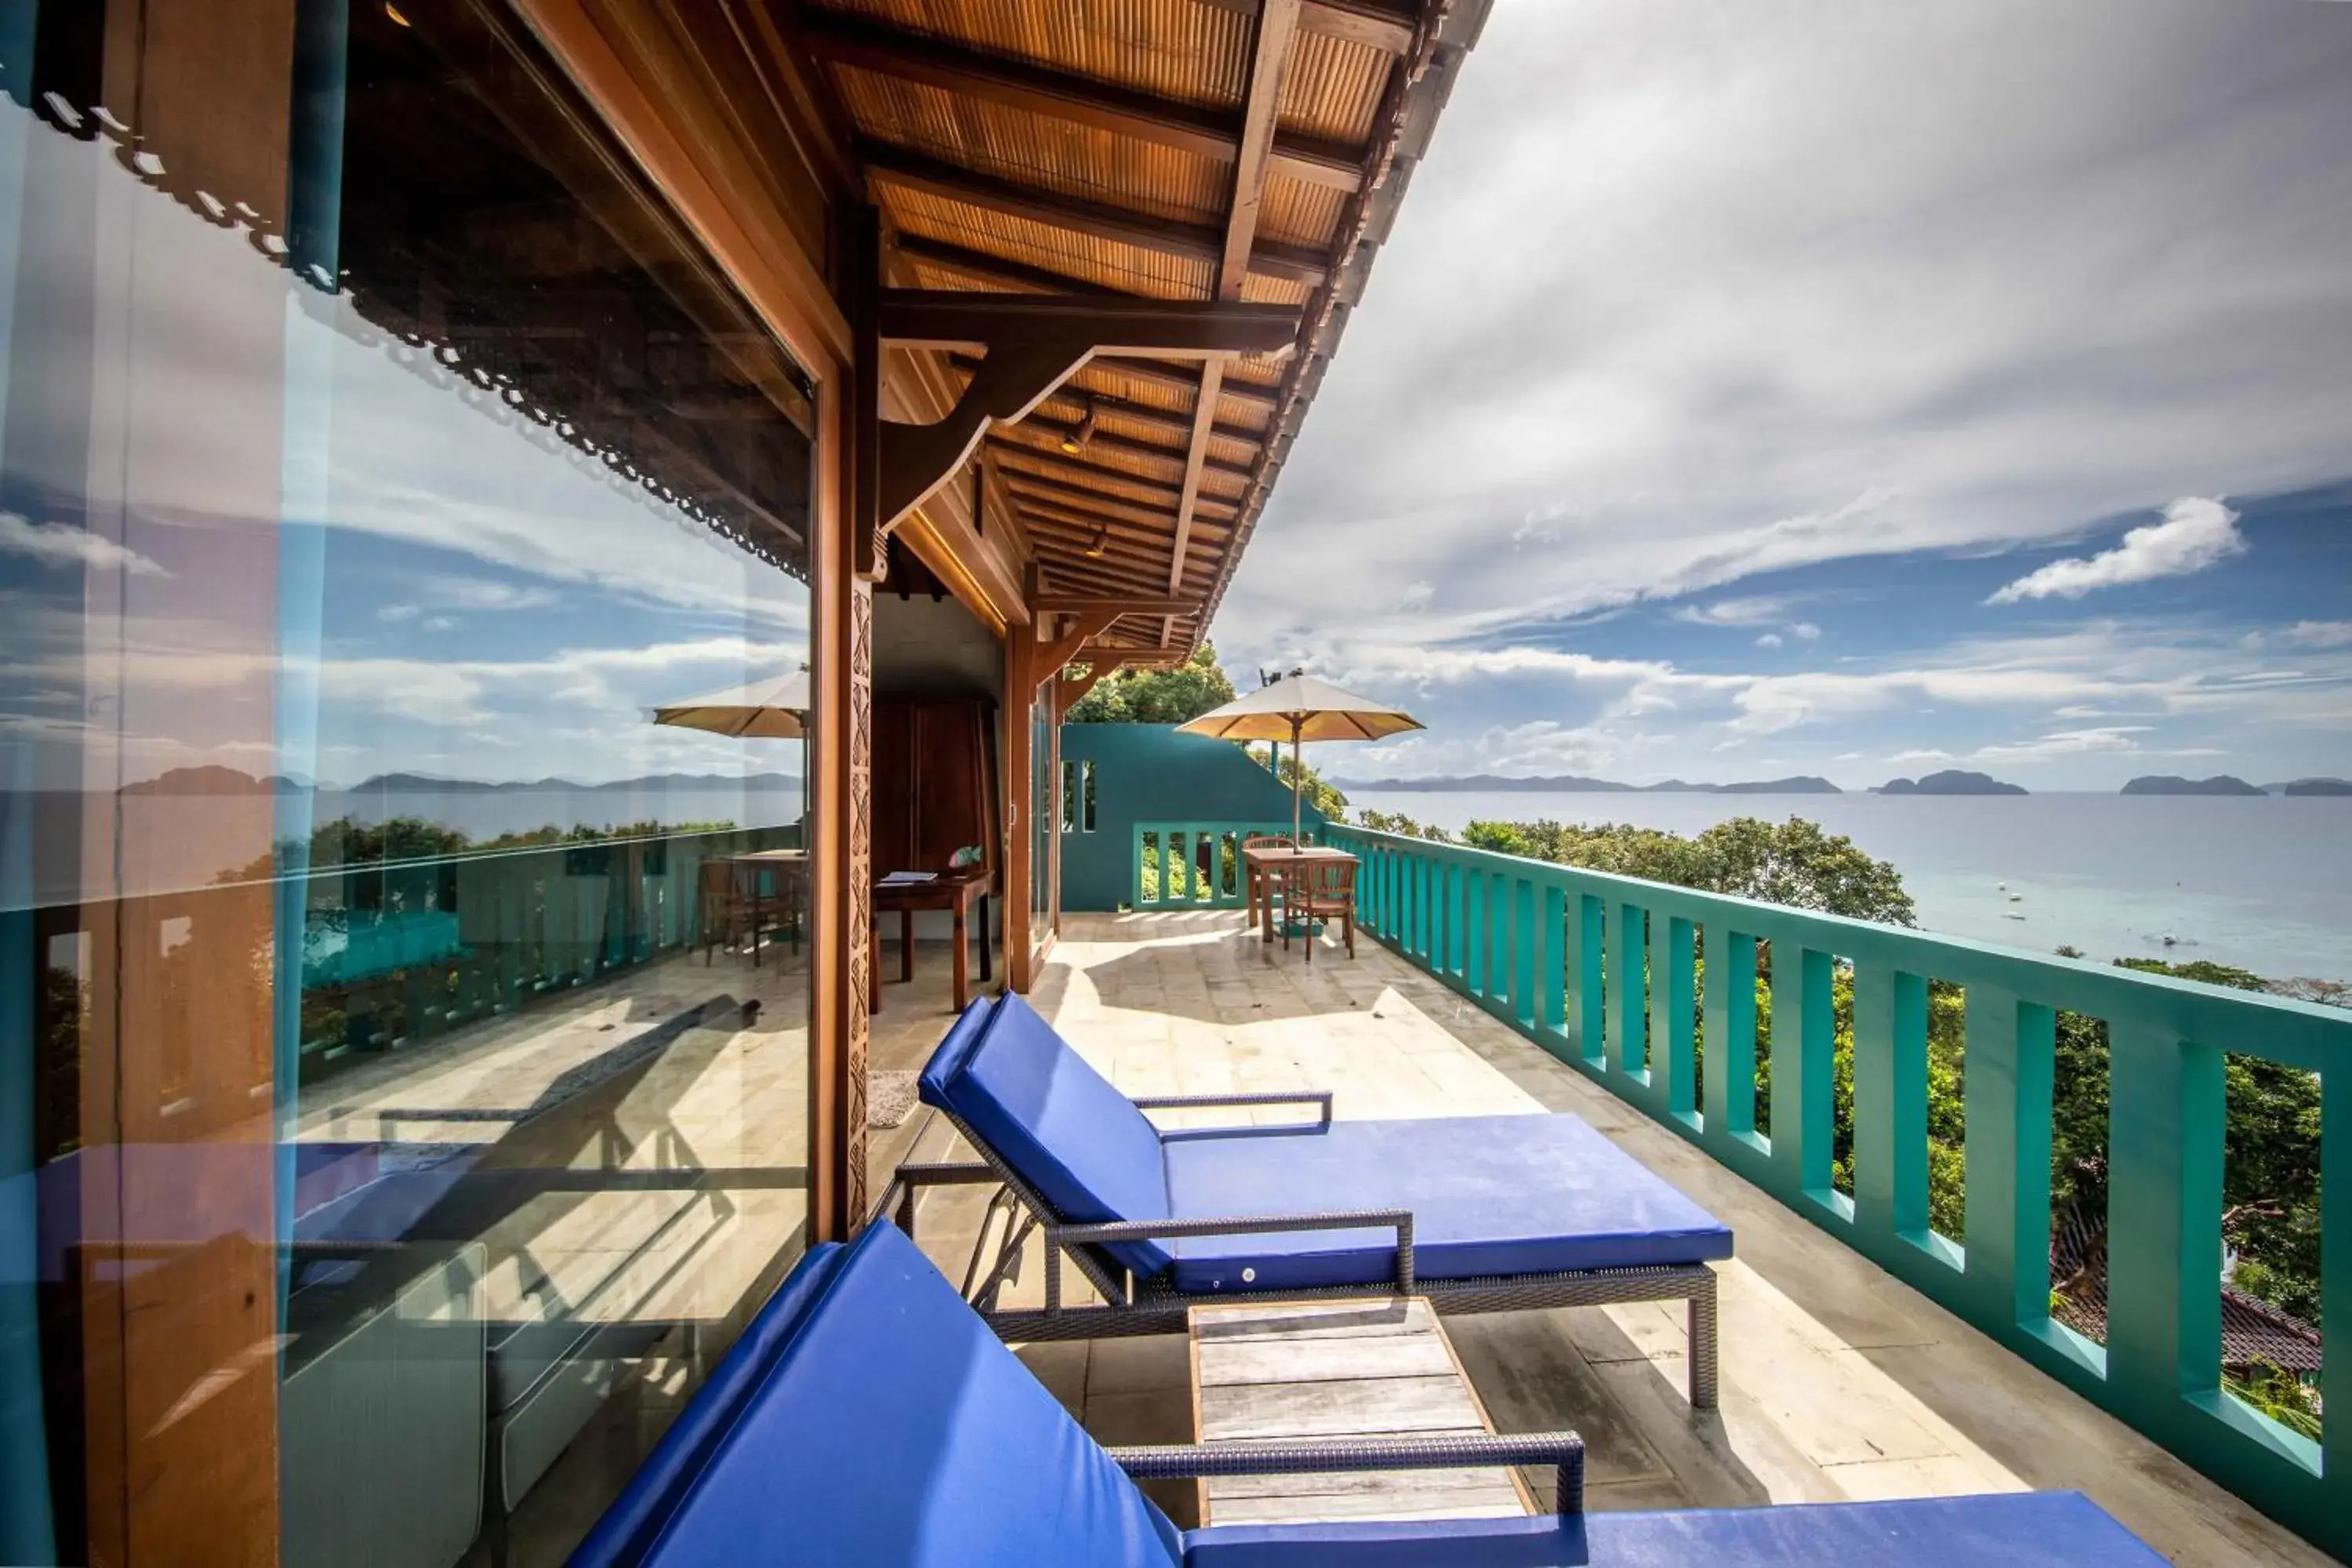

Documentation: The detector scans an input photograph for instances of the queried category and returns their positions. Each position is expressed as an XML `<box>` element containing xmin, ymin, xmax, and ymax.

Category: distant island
<box><xmin>2274</xmin><ymin>778</ymin><xmax>2352</xmax><ymax>797</ymax></box>
<box><xmin>1329</xmin><ymin>773</ymin><xmax>1841</xmax><ymax>795</ymax></box>
<box><xmin>1875</xmin><ymin>770</ymin><xmax>2027</xmax><ymax>797</ymax></box>
<box><xmin>2120</xmin><ymin>775</ymin><xmax>2265</xmax><ymax>797</ymax></box>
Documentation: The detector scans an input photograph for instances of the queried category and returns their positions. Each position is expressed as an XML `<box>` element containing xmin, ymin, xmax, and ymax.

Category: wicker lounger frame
<box><xmin>879</xmin><ymin>1091</ymin><xmax>1719</xmax><ymax>1410</ymax></box>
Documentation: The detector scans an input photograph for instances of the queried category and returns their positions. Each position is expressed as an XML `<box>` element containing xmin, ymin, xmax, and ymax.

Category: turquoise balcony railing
<box><xmin>1131</xmin><ymin>822</ymin><xmax>1298</xmax><ymax>910</ymax></box>
<box><xmin>1322</xmin><ymin>822</ymin><xmax>2350</xmax><ymax>1559</ymax></box>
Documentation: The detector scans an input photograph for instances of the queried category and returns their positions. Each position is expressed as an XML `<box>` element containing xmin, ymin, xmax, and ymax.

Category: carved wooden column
<box><xmin>836</xmin><ymin>205</ymin><xmax>883</xmax><ymax>1231</ymax></box>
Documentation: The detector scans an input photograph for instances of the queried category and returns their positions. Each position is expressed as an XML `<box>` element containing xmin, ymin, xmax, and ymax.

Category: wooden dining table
<box><xmin>1241</xmin><ymin>844</ymin><xmax>1359</xmax><ymax>942</ymax></box>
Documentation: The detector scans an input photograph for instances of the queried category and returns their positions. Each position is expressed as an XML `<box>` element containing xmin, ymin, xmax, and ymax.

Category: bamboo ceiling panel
<box><xmin>790</xmin><ymin>0</ymin><xmax>1487</xmax><ymax>652</ymax></box>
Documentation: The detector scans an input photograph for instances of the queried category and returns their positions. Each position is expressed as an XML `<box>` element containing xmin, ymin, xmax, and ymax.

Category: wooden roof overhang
<box><xmin>792</xmin><ymin>0</ymin><xmax>1492</xmax><ymax>662</ymax></box>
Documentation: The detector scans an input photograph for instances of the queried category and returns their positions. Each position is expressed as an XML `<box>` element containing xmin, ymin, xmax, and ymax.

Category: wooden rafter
<box><xmin>1194</xmin><ymin>0</ymin><xmax>1418</xmax><ymax>56</ymax></box>
<box><xmin>955</xmin><ymin>350</ymin><xmax>1281</xmax><ymax>416</ymax></box>
<box><xmin>876</xmin><ymin>292</ymin><xmax>1297</xmax><ymax>529</ymax></box>
<box><xmin>859</xmin><ymin>140</ymin><xmax>1330</xmax><ymax>289</ymax></box>
<box><xmin>1033</xmin><ymin>593</ymin><xmax>1200</xmax><ymax>615</ymax></box>
<box><xmin>1029</xmin><ymin>385</ymin><xmax>1262</xmax><ymax>449</ymax></box>
<box><xmin>1167</xmin><ymin>0</ymin><xmax>1301</xmax><ymax>643</ymax></box>
<box><xmin>992</xmin><ymin>421</ymin><xmax>1254</xmax><ymax>482</ymax></box>
<box><xmin>1003</xmin><ymin>471</ymin><xmax>1236</xmax><ymax>528</ymax></box>
<box><xmin>804</xmin><ymin>11</ymin><xmax>1364</xmax><ymax>193</ymax></box>
<box><xmin>896</xmin><ymin>235</ymin><xmax>1123</xmax><ymax>298</ymax></box>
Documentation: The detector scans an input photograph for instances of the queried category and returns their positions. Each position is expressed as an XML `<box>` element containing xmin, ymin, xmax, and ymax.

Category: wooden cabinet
<box><xmin>873</xmin><ymin>696</ymin><xmax>1000</xmax><ymax>875</ymax></box>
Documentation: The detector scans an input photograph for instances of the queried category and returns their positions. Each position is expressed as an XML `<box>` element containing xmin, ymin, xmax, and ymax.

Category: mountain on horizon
<box><xmin>114</xmin><ymin>765</ymin><xmax>801</xmax><ymax>797</ymax></box>
<box><xmin>2120</xmin><ymin>775</ymin><xmax>2266</xmax><ymax>797</ymax></box>
<box><xmin>1329</xmin><ymin>772</ymin><xmax>1842</xmax><ymax>795</ymax></box>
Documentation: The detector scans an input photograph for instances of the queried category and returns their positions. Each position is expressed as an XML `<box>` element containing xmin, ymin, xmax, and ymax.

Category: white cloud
<box><xmin>1789</xmin><ymin>622</ymin><xmax>1822</xmax><ymax>641</ymax></box>
<box><xmin>1674</xmin><ymin>596</ymin><xmax>1788</xmax><ymax>628</ymax></box>
<box><xmin>2288</xmin><ymin>620</ymin><xmax>2352</xmax><ymax>648</ymax></box>
<box><xmin>0</xmin><ymin>511</ymin><xmax>169</xmax><ymax>577</ymax></box>
<box><xmin>1985</xmin><ymin>497</ymin><xmax>2245</xmax><ymax>604</ymax></box>
<box><xmin>1755</xmin><ymin>632</ymin><xmax>1784</xmax><ymax>649</ymax></box>
<box><xmin>1972</xmin><ymin>724</ymin><xmax>2151</xmax><ymax>763</ymax></box>
<box><xmin>1887</xmin><ymin>749</ymin><xmax>1956</xmax><ymax>764</ymax></box>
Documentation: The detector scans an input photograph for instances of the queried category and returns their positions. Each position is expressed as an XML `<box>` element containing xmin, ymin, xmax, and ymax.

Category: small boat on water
<box><xmin>2004</xmin><ymin>911</ymin><xmax>2028</xmax><ymax>921</ymax></box>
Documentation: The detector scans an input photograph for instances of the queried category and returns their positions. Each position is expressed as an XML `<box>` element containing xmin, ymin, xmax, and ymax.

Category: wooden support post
<box><xmin>1004</xmin><ymin>621</ymin><xmax>1037</xmax><ymax>992</ymax></box>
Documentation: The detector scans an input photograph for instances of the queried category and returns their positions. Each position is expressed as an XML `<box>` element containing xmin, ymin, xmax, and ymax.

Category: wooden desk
<box><xmin>1189</xmin><ymin>1298</ymin><xmax>1533</xmax><ymax>1526</ymax></box>
<box><xmin>1242</xmin><ymin>845</ymin><xmax>1358</xmax><ymax>942</ymax></box>
<box><xmin>870</xmin><ymin>869</ymin><xmax>995</xmax><ymax>1014</ymax></box>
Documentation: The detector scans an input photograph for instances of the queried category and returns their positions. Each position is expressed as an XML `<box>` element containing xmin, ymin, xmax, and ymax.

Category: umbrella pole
<box><xmin>1290</xmin><ymin>714</ymin><xmax>1305</xmax><ymax>844</ymax></box>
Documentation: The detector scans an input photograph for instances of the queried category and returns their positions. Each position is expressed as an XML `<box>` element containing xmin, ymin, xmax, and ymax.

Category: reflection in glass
<box><xmin>2</xmin><ymin>4</ymin><xmax>815</xmax><ymax>1563</ymax></box>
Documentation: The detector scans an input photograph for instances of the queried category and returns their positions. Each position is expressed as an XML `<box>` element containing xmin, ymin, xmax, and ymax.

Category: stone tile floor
<box><xmin>889</xmin><ymin>911</ymin><xmax>2328</xmax><ymax>1565</ymax></box>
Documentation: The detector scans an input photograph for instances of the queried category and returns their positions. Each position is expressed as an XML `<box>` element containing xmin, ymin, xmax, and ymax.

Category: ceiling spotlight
<box><xmin>1058</xmin><ymin>396</ymin><xmax>1097</xmax><ymax>456</ymax></box>
<box><xmin>385</xmin><ymin>2</ymin><xmax>412</xmax><ymax>24</ymax></box>
<box><xmin>1083</xmin><ymin>525</ymin><xmax>1109</xmax><ymax>559</ymax></box>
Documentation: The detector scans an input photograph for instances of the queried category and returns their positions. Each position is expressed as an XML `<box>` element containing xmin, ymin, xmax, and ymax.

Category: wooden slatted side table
<box><xmin>1189</xmin><ymin>1298</ymin><xmax>1535</xmax><ymax>1526</ymax></box>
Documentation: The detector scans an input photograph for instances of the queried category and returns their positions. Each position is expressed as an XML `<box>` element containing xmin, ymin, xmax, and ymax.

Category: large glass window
<box><xmin>1</xmin><ymin>4</ymin><xmax>815</xmax><ymax>1563</ymax></box>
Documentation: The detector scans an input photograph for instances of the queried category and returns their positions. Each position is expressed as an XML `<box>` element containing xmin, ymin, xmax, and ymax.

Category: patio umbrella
<box><xmin>652</xmin><ymin>669</ymin><xmax>808</xmax><ymax>739</ymax></box>
<box><xmin>1176</xmin><ymin>671</ymin><xmax>1423</xmax><ymax>844</ymax></box>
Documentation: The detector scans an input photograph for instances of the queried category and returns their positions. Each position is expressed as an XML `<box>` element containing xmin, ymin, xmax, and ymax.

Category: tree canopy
<box><xmin>1064</xmin><ymin>642</ymin><xmax>1236</xmax><ymax>724</ymax></box>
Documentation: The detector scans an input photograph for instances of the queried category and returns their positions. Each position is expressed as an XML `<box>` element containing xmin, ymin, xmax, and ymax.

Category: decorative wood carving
<box><xmin>842</xmin><ymin>580</ymin><xmax>873</xmax><ymax>1222</ymax></box>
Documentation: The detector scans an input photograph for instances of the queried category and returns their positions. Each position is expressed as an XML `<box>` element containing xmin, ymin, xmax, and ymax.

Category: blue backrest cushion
<box><xmin>611</xmin><ymin>1221</ymin><xmax>1183</xmax><ymax>1568</ymax></box>
<box><xmin>924</xmin><ymin>993</ymin><xmax>1174</xmax><ymax>1279</ymax></box>
<box><xmin>916</xmin><ymin>995</ymin><xmax>999</xmax><ymax>1112</ymax></box>
<box><xmin>572</xmin><ymin>1243</ymin><xmax>848</xmax><ymax>1568</ymax></box>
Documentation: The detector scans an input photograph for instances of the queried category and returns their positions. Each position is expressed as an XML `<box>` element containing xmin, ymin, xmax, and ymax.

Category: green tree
<box><xmin>1065</xmin><ymin>641</ymin><xmax>1236</xmax><ymax>724</ymax></box>
<box><xmin>1454</xmin><ymin>815</ymin><xmax>1913</xmax><ymax>927</ymax></box>
<box><xmin>1254</xmin><ymin>749</ymin><xmax>1348</xmax><ymax>818</ymax></box>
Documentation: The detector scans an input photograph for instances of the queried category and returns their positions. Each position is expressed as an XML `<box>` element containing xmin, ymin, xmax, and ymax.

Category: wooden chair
<box><xmin>1242</xmin><ymin>834</ymin><xmax>1294</xmax><ymax>934</ymax></box>
<box><xmin>1281</xmin><ymin>858</ymin><xmax>1356</xmax><ymax>962</ymax></box>
<box><xmin>700</xmin><ymin>858</ymin><xmax>804</xmax><ymax>966</ymax></box>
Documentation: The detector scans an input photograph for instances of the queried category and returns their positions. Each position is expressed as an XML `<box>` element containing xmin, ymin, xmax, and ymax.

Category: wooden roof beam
<box><xmin>1194</xmin><ymin>0</ymin><xmax>1418</xmax><ymax>56</ymax></box>
<box><xmin>1032</xmin><ymin>593</ymin><xmax>1202</xmax><ymax>615</ymax></box>
<box><xmin>954</xmin><ymin>350</ymin><xmax>1281</xmax><ymax>416</ymax></box>
<box><xmin>989</xmin><ymin>437</ymin><xmax>1247</xmax><ymax>500</ymax></box>
<box><xmin>1164</xmin><ymin>0</ymin><xmax>1301</xmax><ymax>644</ymax></box>
<box><xmin>880</xmin><ymin>289</ymin><xmax>1300</xmax><ymax>357</ymax></box>
<box><xmin>990</xmin><ymin>421</ymin><xmax>1255</xmax><ymax>482</ymax></box>
<box><xmin>1004</xmin><ymin>471</ymin><xmax>1237</xmax><ymax>528</ymax></box>
<box><xmin>876</xmin><ymin>292</ymin><xmax>1297</xmax><ymax>529</ymax></box>
<box><xmin>804</xmin><ymin>11</ymin><xmax>1365</xmax><ymax>192</ymax></box>
<box><xmin>859</xmin><ymin>140</ymin><xmax>1331</xmax><ymax>288</ymax></box>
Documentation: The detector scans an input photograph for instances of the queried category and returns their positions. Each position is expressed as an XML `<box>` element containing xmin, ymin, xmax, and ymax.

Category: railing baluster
<box><xmin>1775</xmin><ymin>946</ymin><xmax>1839</xmax><ymax>1208</ymax></box>
<box><xmin>1962</xmin><ymin>989</ymin><xmax>2053</xmax><ymax>1327</ymax></box>
<box><xmin>1853</xmin><ymin>961</ymin><xmax>1931</xmax><ymax>1244</ymax></box>
<box><xmin>1658</xmin><ymin>914</ymin><xmax>1697</xmax><ymax>1123</ymax></box>
<box><xmin>1537</xmin><ymin>881</ymin><xmax>1566</xmax><ymax>1044</ymax></box>
<box><xmin>1605</xmin><ymin>902</ymin><xmax>1646</xmax><ymax>1088</ymax></box>
<box><xmin>1702</xmin><ymin>925</ymin><xmax>1758</xmax><ymax>1142</ymax></box>
<box><xmin>1510</xmin><ymin>877</ymin><xmax>1536</xmax><ymax>1029</ymax></box>
<box><xmin>2103</xmin><ymin>1028</ymin><xmax>2225</xmax><ymax>1428</ymax></box>
<box><xmin>1570</xmin><ymin>892</ymin><xmax>1604</xmax><ymax>1067</ymax></box>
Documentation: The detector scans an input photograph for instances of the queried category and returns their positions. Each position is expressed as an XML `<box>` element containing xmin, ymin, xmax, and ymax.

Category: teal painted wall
<box><xmin>1057</xmin><ymin>725</ymin><xmax>1324</xmax><ymax>910</ymax></box>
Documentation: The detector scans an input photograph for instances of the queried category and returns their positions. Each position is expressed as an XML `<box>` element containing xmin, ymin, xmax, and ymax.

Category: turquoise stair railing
<box><xmin>1323</xmin><ymin>821</ymin><xmax>2350</xmax><ymax>1561</ymax></box>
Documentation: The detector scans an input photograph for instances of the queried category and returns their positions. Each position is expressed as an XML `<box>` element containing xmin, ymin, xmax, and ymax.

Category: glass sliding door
<box><xmin>0</xmin><ymin>2</ymin><xmax>817</xmax><ymax>1562</ymax></box>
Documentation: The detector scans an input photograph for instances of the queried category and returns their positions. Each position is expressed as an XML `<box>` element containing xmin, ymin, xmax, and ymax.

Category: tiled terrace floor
<box><xmin>887</xmin><ymin>912</ymin><xmax>2328</xmax><ymax>1566</ymax></box>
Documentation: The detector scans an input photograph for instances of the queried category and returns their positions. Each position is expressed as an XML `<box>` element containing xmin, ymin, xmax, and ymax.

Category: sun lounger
<box><xmin>892</xmin><ymin>993</ymin><xmax>1733</xmax><ymax>1406</ymax></box>
<box><xmin>570</xmin><ymin>1218</ymin><xmax>2166</xmax><ymax>1567</ymax></box>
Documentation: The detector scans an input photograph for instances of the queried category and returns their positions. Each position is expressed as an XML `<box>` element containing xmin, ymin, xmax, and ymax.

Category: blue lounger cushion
<box><xmin>1179</xmin><ymin>1494</ymin><xmax>2169</xmax><ymax>1565</ymax></box>
<box><xmin>1161</xmin><ymin>1113</ymin><xmax>1733</xmax><ymax>1292</ymax></box>
<box><xmin>577</xmin><ymin>1218</ymin><xmax>1185</xmax><ymax>1568</ymax></box>
<box><xmin>917</xmin><ymin>993</ymin><xmax>1176</xmax><ymax>1279</ymax></box>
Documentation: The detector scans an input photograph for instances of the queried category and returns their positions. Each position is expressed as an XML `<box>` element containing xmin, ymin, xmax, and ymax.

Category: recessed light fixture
<box><xmin>385</xmin><ymin>2</ymin><xmax>412</xmax><ymax>24</ymax></box>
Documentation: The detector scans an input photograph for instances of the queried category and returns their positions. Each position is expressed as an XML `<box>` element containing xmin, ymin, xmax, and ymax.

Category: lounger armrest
<box><xmin>1047</xmin><ymin>1208</ymin><xmax>1415</xmax><ymax>1294</ymax></box>
<box><xmin>874</xmin><ymin>1160</ymin><xmax>1003</xmax><ymax>1235</ymax></box>
<box><xmin>1107</xmin><ymin>1431</ymin><xmax>1585</xmax><ymax>1517</ymax></box>
<box><xmin>1132</xmin><ymin>1091</ymin><xmax>1332</xmax><ymax>1129</ymax></box>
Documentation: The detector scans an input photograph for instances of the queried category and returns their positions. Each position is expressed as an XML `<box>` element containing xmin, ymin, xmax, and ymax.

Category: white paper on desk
<box><xmin>880</xmin><ymin>870</ymin><xmax>938</xmax><ymax>884</ymax></box>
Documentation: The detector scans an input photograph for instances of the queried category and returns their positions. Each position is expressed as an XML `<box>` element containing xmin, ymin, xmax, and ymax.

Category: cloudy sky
<box><xmin>1218</xmin><ymin>0</ymin><xmax>2352</xmax><ymax>789</ymax></box>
